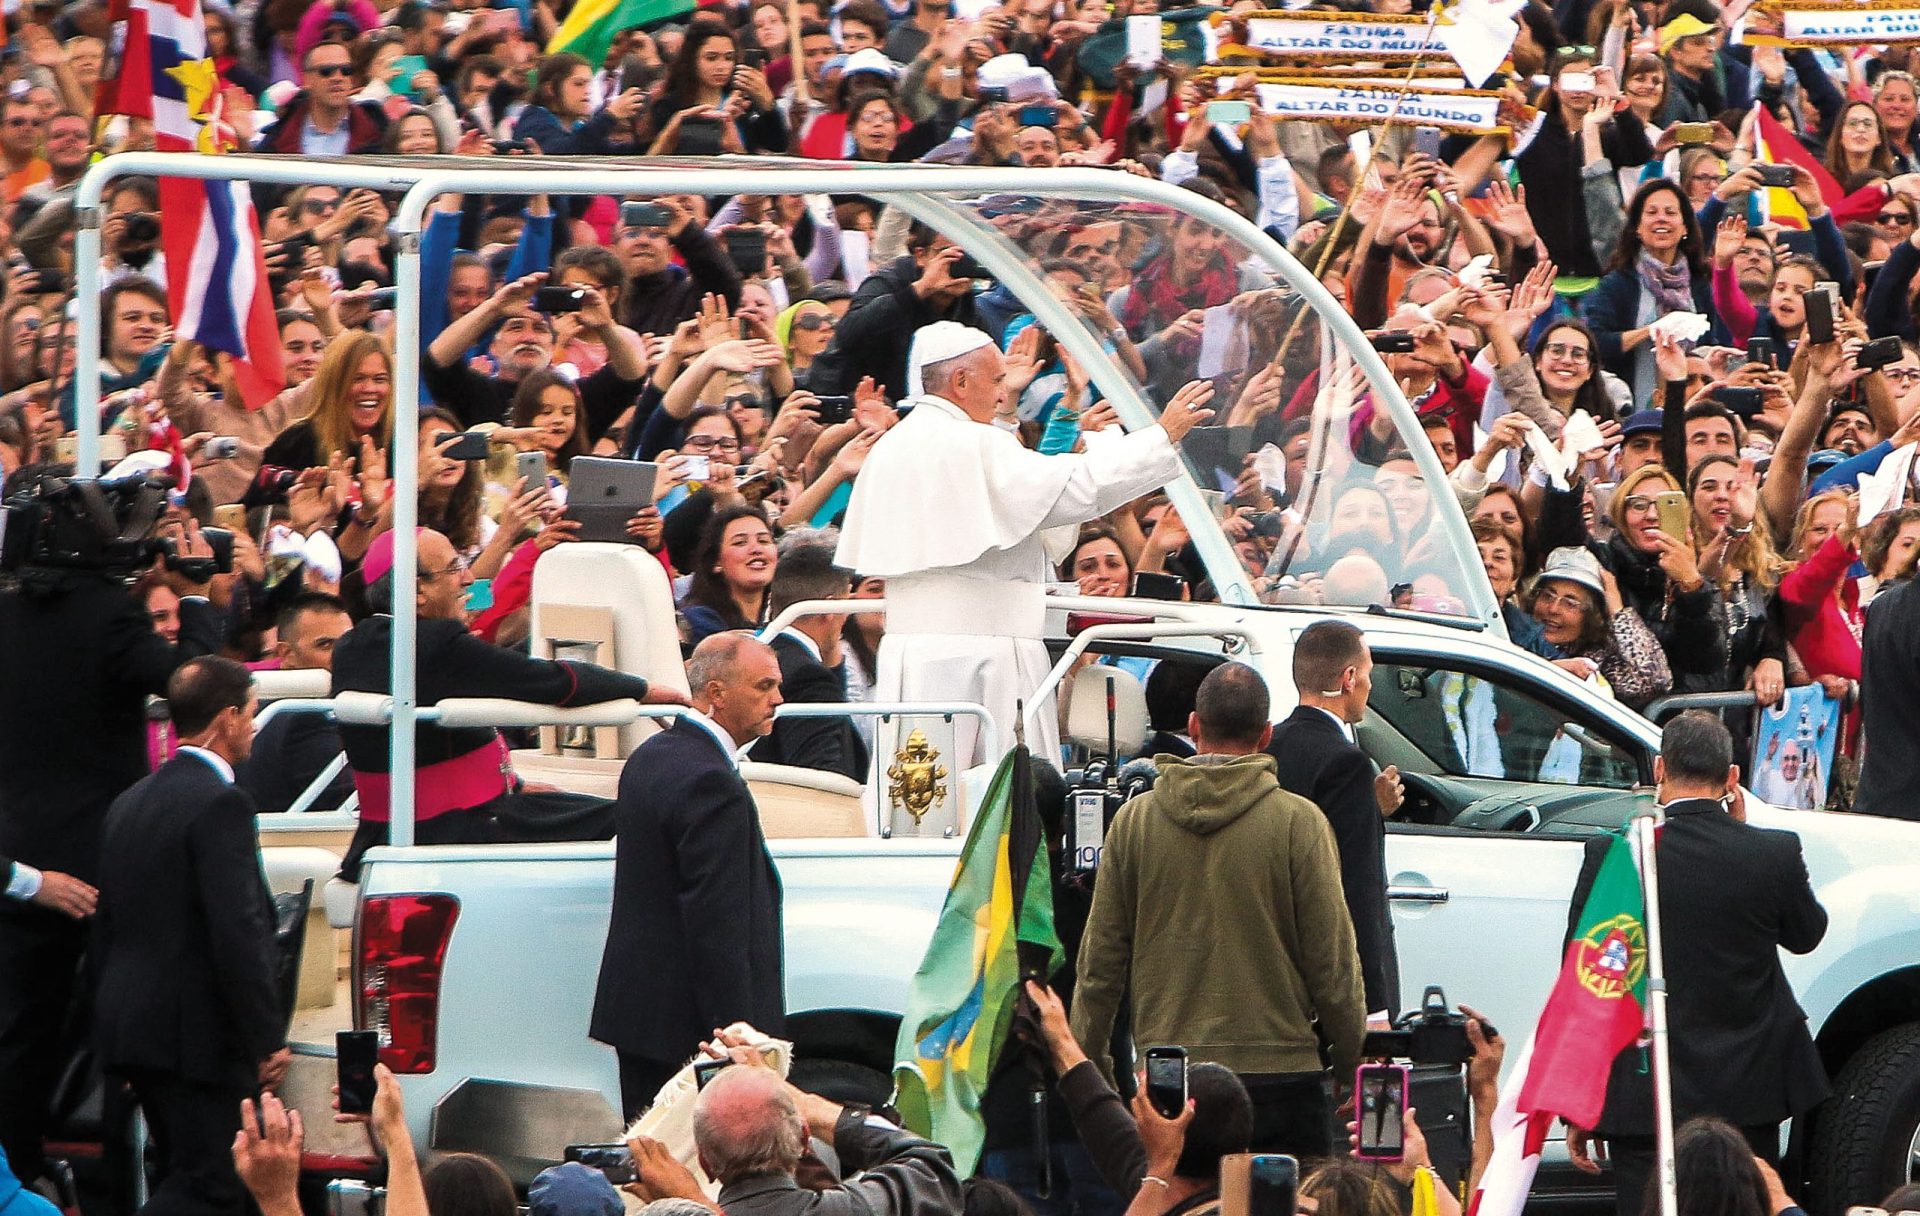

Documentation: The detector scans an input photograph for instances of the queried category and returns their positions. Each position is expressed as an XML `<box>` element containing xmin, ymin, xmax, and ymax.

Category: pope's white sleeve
<box><xmin>1034</xmin><ymin>425</ymin><xmax>1183</xmax><ymax>530</ymax></box>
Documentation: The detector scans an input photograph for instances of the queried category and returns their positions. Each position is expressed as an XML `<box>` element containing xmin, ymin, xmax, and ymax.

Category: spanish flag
<box><xmin>892</xmin><ymin>750</ymin><xmax>1061</xmax><ymax>1173</ymax></box>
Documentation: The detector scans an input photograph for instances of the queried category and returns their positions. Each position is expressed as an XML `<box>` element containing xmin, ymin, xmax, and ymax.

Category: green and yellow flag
<box><xmin>892</xmin><ymin>750</ymin><xmax>1061</xmax><ymax>1173</ymax></box>
<box><xmin>545</xmin><ymin>0</ymin><xmax>694</xmax><ymax>71</ymax></box>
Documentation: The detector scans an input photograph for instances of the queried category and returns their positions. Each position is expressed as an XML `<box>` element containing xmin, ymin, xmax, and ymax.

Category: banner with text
<box><xmin>1227</xmin><ymin>11</ymin><xmax>1436</xmax><ymax>59</ymax></box>
<box><xmin>1739</xmin><ymin>0</ymin><xmax>1920</xmax><ymax>45</ymax></box>
<box><xmin>1239</xmin><ymin>77</ymin><xmax>1511</xmax><ymax>133</ymax></box>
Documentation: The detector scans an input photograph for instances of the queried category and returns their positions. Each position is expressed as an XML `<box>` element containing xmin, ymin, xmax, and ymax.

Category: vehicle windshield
<box><xmin>924</xmin><ymin>181</ymin><xmax>1495</xmax><ymax>626</ymax></box>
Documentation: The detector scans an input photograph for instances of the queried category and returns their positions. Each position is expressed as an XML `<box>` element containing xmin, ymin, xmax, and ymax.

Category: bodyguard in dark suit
<box><xmin>94</xmin><ymin>657</ymin><xmax>288</xmax><ymax>1216</ymax></box>
<box><xmin>1263</xmin><ymin>621</ymin><xmax>1402</xmax><ymax>1016</ymax></box>
<box><xmin>0</xmin><ymin>551</ymin><xmax>222</xmax><ymax>1183</ymax></box>
<box><xmin>750</xmin><ymin>541</ymin><xmax>867</xmax><ymax>781</ymax></box>
<box><xmin>1855</xmin><ymin>577</ymin><xmax>1920</xmax><ymax>819</ymax></box>
<box><xmin>592</xmin><ymin>634</ymin><xmax>788</xmax><ymax>1119</ymax></box>
<box><xmin>1565</xmin><ymin>712</ymin><xmax>1828</xmax><ymax>1216</ymax></box>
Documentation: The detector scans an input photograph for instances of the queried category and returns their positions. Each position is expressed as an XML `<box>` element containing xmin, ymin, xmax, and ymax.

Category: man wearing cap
<box><xmin>330</xmin><ymin>528</ymin><xmax>688</xmax><ymax>880</ymax></box>
<box><xmin>836</xmin><ymin>321</ymin><xmax>1217</xmax><ymax>767</ymax></box>
<box><xmin>1659</xmin><ymin>14</ymin><xmax>1740</xmax><ymax>125</ymax></box>
<box><xmin>1618</xmin><ymin>410</ymin><xmax>1668</xmax><ymax>480</ymax></box>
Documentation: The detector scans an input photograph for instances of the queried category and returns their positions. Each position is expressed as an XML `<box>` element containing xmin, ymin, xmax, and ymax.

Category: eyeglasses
<box><xmin>1843</xmin><ymin>115</ymin><xmax>1880</xmax><ymax>131</ymax></box>
<box><xmin>1533</xmin><ymin>588</ymin><xmax>1593</xmax><ymax>612</ymax></box>
<box><xmin>1554</xmin><ymin>45</ymin><xmax>1596</xmax><ymax>59</ymax></box>
<box><xmin>1882</xmin><ymin>366</ymin><xmax>1920</xmax><ymax>384</ymax></box>
<box><xmin>303</xmin><ymin>197</ymin><xmax>341</xmax><ymax>214</ymax></box>
<box><xmin>793</xmin><ymin>314</ymin><xmax>836</xmax><ymax>331</ymax></box>
<box><xmin>683</xmin><ymin>434</ymin><xmax>742</xmax><ymax>453</ymax></box>
<box><xmin>1622</xmin><ymin>495</ymin><xmax>1659</xmax><ymax>513</ymax></box>
<box><xmin>309</xmin><ymin>63</ymin><xmax>352</xmax><ymax>78</ymax></box>
<box><xmin>1879</xmin><ymin>211</ymin><xmax>1915</xmax><ymax>226</ymax></box>
<box><xmin>1541</xmin><ymin>342</ymin><xmax>1592</xmax><ymax>363</ymax></box>
<box><xmin>420</xmin><ymin>555</ymin><xmax>470</xmax><ymax>580</ymax></box>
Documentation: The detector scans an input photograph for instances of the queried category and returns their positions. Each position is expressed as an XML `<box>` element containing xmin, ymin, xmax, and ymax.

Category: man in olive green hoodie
<box><xmin>1070</xmin><ymin>662</ymin><xmax>1368</xmax><ymax>1163</ymax></box>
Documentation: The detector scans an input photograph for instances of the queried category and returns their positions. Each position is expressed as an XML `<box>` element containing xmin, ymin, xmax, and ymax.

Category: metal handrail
<box><xmin>1023</xmin><ymin>622</ymin><xmax>1260</xmax><ymax>740</ymax></box>
<box><xmin>1641</xmin><ymin>691</ymin><xmax>1767</xmax><ymax>724</ymax></box>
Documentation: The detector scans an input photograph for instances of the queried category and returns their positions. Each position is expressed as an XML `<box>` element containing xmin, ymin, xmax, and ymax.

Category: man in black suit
<box><xmin>1856</xmin><ymin>575</ymin><xmax>1920</xmax><ymax>819</ymax></box>
<box><xmin>0</xmin><ymin>509</ymin><xmax>224</xmax><ymax>1184</ymax></box>
<box><xmin>1263</xmin><ymin>620</ymin><xmax>1402</xmax><ymax>1018</ymax></box>
<box><xmin>591</xmin><ymin>633</ymin><xmax>787</xmax><ymax>1119</ymax></box>
<box><xmin>94</xmin><ymin>657</ymin><xmax>288</xmax><ymax>1216</ymax></box>
<box><xmin>1565</xmin><ymin>712</ymin><xmax>1828</xmax><ymax>1216</ymax></box>
<box><xmin>750</xmin><ymin>540</ymin><xmax>867</xmax><ymax>781</ymax></box>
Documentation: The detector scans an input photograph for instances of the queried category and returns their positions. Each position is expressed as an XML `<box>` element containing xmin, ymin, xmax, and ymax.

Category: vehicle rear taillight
<box><xmin>354</xmin><ymin>894</ymin><xmax>459</xmax><ymax>1074</ymax></box>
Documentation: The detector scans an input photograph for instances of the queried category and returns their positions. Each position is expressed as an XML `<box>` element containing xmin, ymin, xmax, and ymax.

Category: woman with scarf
<box><xmin>1582</xmin><ymin>179</ymin><xmax>1725</xmax><ymax>403</ymax></box>
<box><xmin>1596</xmin><ymin>463</ymin><xmax>1728</xmax><ymax>691</ymax></box>
<box><xmin>1525</xmin><ymin>544</ymin><xmax>1672</xmax><ymax>710</ymax></box>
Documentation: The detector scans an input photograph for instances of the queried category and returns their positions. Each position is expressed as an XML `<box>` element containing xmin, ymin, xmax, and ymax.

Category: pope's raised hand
<box><xmin>1160</xmin><ymin>380</ymin><xmax>1218</xmax><ymax>444</ymax></box>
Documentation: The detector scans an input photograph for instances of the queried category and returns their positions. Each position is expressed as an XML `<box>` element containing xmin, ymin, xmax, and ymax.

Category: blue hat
<box><xmin>1621</xmin><ymin>410</ymin><xmax>1663</xmax><ymax>438</ymax></box>
<box><xmin>528</xmin><ymin>1163</ymin><xmax>622</xmax><ymax>1216</ymax></box>
<box><xmin>1806</xmin><ymin>448</ymin><xmax>1848</xmax><ymax>473</ymax></box>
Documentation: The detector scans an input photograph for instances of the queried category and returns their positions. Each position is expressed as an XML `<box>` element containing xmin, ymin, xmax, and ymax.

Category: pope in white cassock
<box><xmin>835</xmin><ymin>321</ymin><xmax>1217</xmax><ymax>768</ymax></box>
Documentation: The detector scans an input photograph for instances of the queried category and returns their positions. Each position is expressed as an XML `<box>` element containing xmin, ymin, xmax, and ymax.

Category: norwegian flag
<box><xmin>98</xmin><ymin>0</ymin><xmax>284</xmax><ymax>409</ymax></box>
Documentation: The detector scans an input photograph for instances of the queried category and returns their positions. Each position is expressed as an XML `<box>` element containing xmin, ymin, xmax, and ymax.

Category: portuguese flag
<box><xmin>1470</xmin><ymin>834</ymin><xmax>1648</xmax><ymax>1216</ymax></box>
<box><xmin>546</xmin><ymin>0</ymin><xmax>696</xmax><ymax>70</ymax></box>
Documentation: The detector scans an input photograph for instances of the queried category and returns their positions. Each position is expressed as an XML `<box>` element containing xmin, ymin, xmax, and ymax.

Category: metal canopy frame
<box><xmin>71</xmin><ymin>153</ymin><xmax>1489</xmax><ymax>842</ymax></box>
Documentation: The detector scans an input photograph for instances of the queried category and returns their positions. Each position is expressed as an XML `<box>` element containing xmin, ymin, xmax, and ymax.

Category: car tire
<box><xmin>1807</xmin><ymin>1021</ymin><xmax>1920</xmax><ymax>1214</ymax></box>
<box><xmin>788</xmin><ymin>1056</ymin><xmax>894</xmax><ymax>1108</ymax></box>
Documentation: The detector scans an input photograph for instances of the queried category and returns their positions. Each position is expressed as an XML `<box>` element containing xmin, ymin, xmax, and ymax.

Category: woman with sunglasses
<box><xmin>1514</xmin><ymin>49</ymin><xmax>1652</xmax><ymax>278</ymax></box>
<box><xmin>1877</xmin><ymin>194</ymin><xmax>1916</xmax><ymax>241</ymax></box>
<box><xmin>776</xmin><ymin>300</ymin><xmax>837</xmax><ymax>389</ymax></box>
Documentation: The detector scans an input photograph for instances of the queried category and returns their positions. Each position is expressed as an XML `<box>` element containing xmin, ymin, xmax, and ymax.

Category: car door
<box><xmin>1362</xmin><ymin>645</ymin><xmax>1656</xmax><ymax>1068</ymax></box>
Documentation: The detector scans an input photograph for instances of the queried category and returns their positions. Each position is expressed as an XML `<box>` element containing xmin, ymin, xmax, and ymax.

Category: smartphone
<box><xmin>1017</xmin><ymin>104</ymin><xmax>1058</xmax><ymax>127</ymax></box>
<box><xmin>390</xmin><ymin>54</ymin><xmax>429</xmax><ymax>94</ymax></box>
<box><xmin>1754</xmin><ymin>163</ymin><xmax>1796</xmax><ymax>189</ymax></box>
<box><xmin>1131</xmin><ymin>571</ymin><xmax>1186</xmax><ymax>601</ymax></box>
<box><xmin>563</xmin><ymin>1143</ymin><xmax>636</xmax><ymax>1185</ymax></box>
<box><xmin>1355</xmin><ymin>1064</ymin><xmax>1408</xmax><ymax>1161</ymax></box>
<box><xmin>682</xmin><ymin>453</ymin><xmax>712</xmax><ymax>481</ymax></box>
<box><xmin>1746</xmin><ymin>336</ymin><xmax>1775</xmax><ymax>368</ymax></box>
<box><xmin>724</xmin><ymin>228</ymin><xmax>768</xmax><ymax>278</ymax></box>
<box><xmin>1222</xmin><ymin>1153</ymin><xmax>1299</xmax><ymax>1216</ymax></box>
<box><xmin>1673</xmin><ymin>120</ymin><xmax>1713</xmax><ymax>145</ymax></box>
<box><xmin>618</xmin><ymin>58</ymin><xmax>661</xmax><ymax>96</ymax></box>
<box><xmin>977</xmin><ymin>85</ymin><xmax>1010</xmax><ymax>104</ymax></box>
<box><xmin>1654</xmin><ymin>489</ymin><xmax>1691</xmax><ymax>543</ymax></box>
<box><xmin>489</xmin><ymin>138</ymin><xmax>531</xmax><ymax>154</ymax></box>
<box><xmin>1207</xmin><ymin>100</ymin><xmax>1252</xmax><ymax>126</ymax></box>
<box><xmin>1143</xmin><ymin>1045</ymin><xmax>1188</xmax><ymax>1118</ymax></box>
<box><xmin>1859</xmin><ymin>334</ymin><xmax>1905</xmax><ymax>370</ymax></box>
<box><xmin>443</xmin><ymin>430</ymin><xmax>489</xmax><ymax>462</ymax></box>
<box><xmin>677</xmin><ymin>115</ymin><xmax>725</xmax><ymax>156</ymax></box>
<box><xmin>364</xmin><ymin>287</ymin><xmax>399</xmax><ymax>309</ymax></box>
<box><xmin>813</xmin><ymin>394</ymin><xmax>854</xmax><ymax>425</ymax></box>
<box><xmin>620</xmin><ymin>201</ymin><xmax>675</xmax><ymax>229</ymax></box>
<box><xmin>693</xmin><ymin>1058</ymin><xmax>730</xmax><ymax>1090</ymax></box>
<box><xmin>28</xmin><ymin>269</ymin><xmax>67</xmax><ymax>294</ymax></box>
<box><xmin>739</xmin><ymin>45</ymin><xmax>769</xmax><ymax>70</ymax></box>
<box><xmin>514</xmin><ymin>449</ymin><xmax>548</xmax><ymax>492</ymax></box>
<box><xmin>212</xmin><ymin>504</ymin><xmax>249</xmax><ymax>533</ymax></box>
<box><xmin>1412</xmin><ymin>125</ymin><xmax>1443</xmax><ymax>157</ymax></box>
<box><xmin>336</xmin><ymin>1029</ymin><xmax>379</xmax><ymax>1116</ymax></box>
<box><xmin>1557</xmin><ymin>70</ymin><xmax>1596</xmax><ymax>94</ymax></box>
<box><xmin>1803</xmin><ymin>284</ymin><xmax>1834</xmax><ymax>345</ymax></box>
<box><xmin>1370</xmin><ymin>330</ymin><xmax>1416</xmax><ymax>353</ymax></box>
<box><xmin>532</xmin><ymin>285</ymin><xmax>588</xmax><ymax>313</ymax></box>
<box><xmin>205</xmin><ymin>436</ymin><xmax>241</xmax><ymax>460</ymax></box>
<box><xmin>1716</xmin><ymin>386</ymin><xmax>1762</xmax><ymax>417</ymax></box>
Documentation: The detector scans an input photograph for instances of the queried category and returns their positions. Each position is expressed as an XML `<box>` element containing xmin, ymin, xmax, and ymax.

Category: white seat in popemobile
<box><xmin>1064</xmin><ymin>664</ymin><xmax>1150</xmax><ymax>760</ymax></box>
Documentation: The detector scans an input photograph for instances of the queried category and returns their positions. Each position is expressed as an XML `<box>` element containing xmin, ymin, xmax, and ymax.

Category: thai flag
<box><xmin>99</xmin><ymin>0</ymin><xmax>285</xmax><ymax>409</ymax></box>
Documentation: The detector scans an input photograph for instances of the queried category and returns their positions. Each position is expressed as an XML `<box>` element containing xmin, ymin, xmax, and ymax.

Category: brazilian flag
<box><xmin>891</xmin><ymin>748</ymin><xmax>1061</xmax><ymax>1173</ymax></box>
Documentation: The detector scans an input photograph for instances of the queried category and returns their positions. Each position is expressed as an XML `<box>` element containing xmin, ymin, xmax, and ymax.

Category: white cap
<box><xmin>842</xmin><ymin>48</ymin><xmax>900</xmax><ymax>79</ymax></box>
<box><xmin>906</xmin><ymin>320</ymin><xmax>995</xmax><ymax>399</ymax></box>
<box><xmin>975</xmin><ymin>53</ymin><xmax>1057</xmax><ymax>103</ymax></box>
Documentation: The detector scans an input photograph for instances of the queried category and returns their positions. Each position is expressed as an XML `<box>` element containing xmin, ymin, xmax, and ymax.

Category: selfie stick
<box><xmin>1632</xmin><ymin>809</ymin><xmax>1678</xmax><ymax>1216</ymax></box>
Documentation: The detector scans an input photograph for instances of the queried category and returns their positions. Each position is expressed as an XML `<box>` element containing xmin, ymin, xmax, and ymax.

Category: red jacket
<box><xmin>253</xmin><ymin>97</ymin><xmax>386</xmax><ymax>155</ymax></box>
<box><xmin>1779</xmin><ymin>533</ymin><xmax>1862</xmax><ymax>682</ymax></box>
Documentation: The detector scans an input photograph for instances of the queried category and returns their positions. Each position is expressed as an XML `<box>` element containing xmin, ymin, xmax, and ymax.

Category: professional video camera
<box><xmin>1060</xmin><ymin>682</ymin><xmax>1157</xmax><ymax>888</ymax></box>
<box><xmin>0</xmin><ymin>474</ymin><xmax>232</xmax><ymax>578</ymax></box>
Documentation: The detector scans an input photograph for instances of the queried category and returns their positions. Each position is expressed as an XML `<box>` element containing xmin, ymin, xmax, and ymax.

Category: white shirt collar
<box><xmin>779</xmin><ymin>626</ymin><xmax>821</xmax><ymax>663</ymax></box>
<box><xmin>680</xmin><ymin>707</ymin><xmax>745</xmax><ymax>770</ymax></box>
<box><xmin>177</xmin><ymin>744</ymin><xmax>236</xmax><ymax>784</ymax></box>
<box><xmin>1307</xmin><ymin>704</ymin><xmax>1356</xmax><ymax>743</ymax></box>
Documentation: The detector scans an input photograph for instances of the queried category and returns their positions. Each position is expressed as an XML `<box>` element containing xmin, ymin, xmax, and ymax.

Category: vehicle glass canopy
<box><xmin>915</xmin><ymin>180</ymin><xmax>1496</xmax><ymax>627</ymax></box>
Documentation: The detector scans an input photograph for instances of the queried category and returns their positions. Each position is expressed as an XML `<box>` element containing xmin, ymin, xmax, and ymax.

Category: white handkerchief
<box><xmin>1649</xmin><ymin>312</ymin><xmax>1711</xmax><ymax>344</ymax></box>
<box><xmin>1457</xmin><ymin>254</ymin><xmax>1495</xmax><ymax>289</ymax></box>
<box><xmin>1253</xmin><ymin>442</ymin><xmax>1290</xmax><ymax>493</ymax></box>
<box><xmin>1524</xmin><ymin>419</ymin><xmax>1569</xmax><ymax>490</ymax></box>
<box><xmin>1561</xmin><ymin>408</ymin><xmax>1606</xmax><ymax>460</ymax></box>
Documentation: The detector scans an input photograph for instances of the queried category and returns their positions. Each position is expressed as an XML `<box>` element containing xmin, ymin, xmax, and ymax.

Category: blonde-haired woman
<box><xmin>1597</xmin><ymin>463</ymin><xmax>1727</xmax><ymax>690</ymax></box>
<box><xmin>1688</xmin><ymin>453</ymin><xmax>1788</xmax><ymax>708</ymax></box>
<box><xmin>259</xmin><ymin>331</ymin><xmax>395</xmax><ymax>474</ymax></box>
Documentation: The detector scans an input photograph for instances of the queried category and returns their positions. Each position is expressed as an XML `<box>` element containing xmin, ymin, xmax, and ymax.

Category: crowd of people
<box><xmin>3</xmin><ymin>0</ymin><xmax>1920</xmax><ymax>1210</ymax></box>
